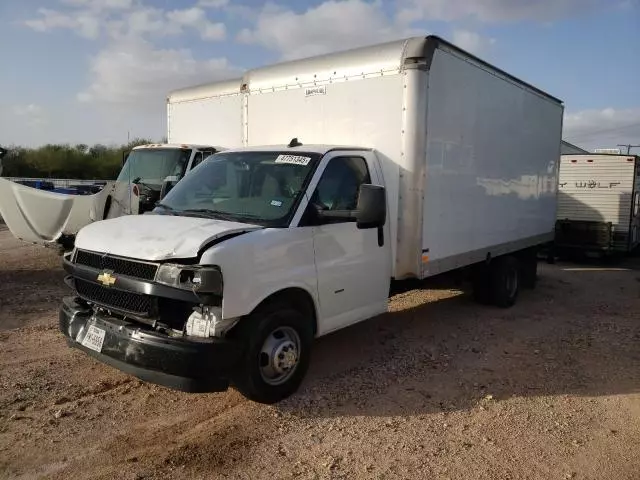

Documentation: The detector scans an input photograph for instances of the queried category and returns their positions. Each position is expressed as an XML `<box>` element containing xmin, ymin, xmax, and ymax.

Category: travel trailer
<box><xmin>555</xmin><ymin>153</ymin><xmax>640</xmax><ymax>256</ymax></box>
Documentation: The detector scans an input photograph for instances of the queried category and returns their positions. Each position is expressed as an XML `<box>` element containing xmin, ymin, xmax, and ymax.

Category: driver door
<box><xmin>299</xmin><ymin>152</ymin><xmax>391</xmax><ymax>335</ymax></box>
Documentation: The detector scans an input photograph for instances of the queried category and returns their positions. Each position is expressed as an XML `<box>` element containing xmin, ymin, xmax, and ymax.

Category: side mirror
<box><xmin>122</xmin><ymin>151</ymin><xmax>130</xmax><ymax>166</ymax></box>
<box><xmin>356</xmin><ymin>184</ymin><xmax>386</xmax><ymax>229</ymax></box>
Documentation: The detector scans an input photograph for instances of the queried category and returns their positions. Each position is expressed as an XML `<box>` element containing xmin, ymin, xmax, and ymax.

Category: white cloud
<box><xmin>564</xmin><ymin>107</ymin><xmax>640</xmax><ymax>151</ymax></box>
<box><xmin>18</xmin><ymin>1</ymin><xmax>235</xmax><ymax>147</ymax></box>
<box><xmin>60</xmin><ymin>0</ymin><xmax>134</xmax><ymax>9</ymax></box>
<box><xmin>165</xmin><ymin>7</ymin><xmax>227</xmax><ymax>41</ymax></box>
<box><xmin>202</xmin><ymin>22</ymin><xmax>226</xmax><ymax>41</ymax></box>
<box><xmin>237</xmin><ymin>0</ymin><xmax>418</xmax><ymax>60</ymax></box>
<box><xmin>77</xmin><ymin>38</ymin><xmax>239</xmax><ymax>110</ymax></box>
<box><xmin>13</xmin><ymin>104</ymin><xmax>48</xmax><ymax>127</ymax></box>
<box><xmin>198</xmin><ymin>0</ymin><xmax>229</xmax><ymax>8</ymax></box>
<box><xmin>26</xmin><ymin>2</ymin><xmax>226</xmax><ymax>42</ymax></box>
<box><xmin>397</xmin><ymin>0</ymin><xmax>606</xmax><ymax>24</ymax></box>
<box><xmin>24</xmin><ymin>8</ymin><xmax>101</xmax><ymax>39</ymax></box>
<box><xmin>451</xmin><ymin>29</ymin><xmax>496</xmax><ymax>54</ymax></box>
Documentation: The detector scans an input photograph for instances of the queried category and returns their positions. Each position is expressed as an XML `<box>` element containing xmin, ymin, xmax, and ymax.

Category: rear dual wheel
<box><xmin>472</xmin><ymin>255</ymin><xmax>521</xmax><ymax>308</ymax></box>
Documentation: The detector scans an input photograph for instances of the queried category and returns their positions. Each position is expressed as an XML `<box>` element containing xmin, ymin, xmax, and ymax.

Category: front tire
<box><xmin>230</xmin><ymin>302</ymin><xmax>313</xmax><ymax>404</ymax></box>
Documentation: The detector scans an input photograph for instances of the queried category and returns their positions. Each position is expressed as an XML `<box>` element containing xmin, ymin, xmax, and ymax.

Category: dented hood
<box><xmin>74</xmin><ymin>213</ymin><xmax>262</xmax><ymax>261</ymax></box>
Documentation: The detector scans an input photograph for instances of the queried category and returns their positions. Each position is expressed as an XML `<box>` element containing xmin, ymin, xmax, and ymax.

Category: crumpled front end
<box><xmin>59</xmin><ymin>248</ymin><xmax>243</xmax><ymax>393</ymax></box>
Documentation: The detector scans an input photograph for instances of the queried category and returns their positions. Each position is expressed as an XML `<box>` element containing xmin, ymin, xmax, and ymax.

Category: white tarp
<box><xmin>0</xmin><ymin>177</ymin><xmax>115</xmax><ymax>245</ymax></box>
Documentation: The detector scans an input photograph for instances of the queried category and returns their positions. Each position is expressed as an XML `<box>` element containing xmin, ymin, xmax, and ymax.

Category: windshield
<box><xmin>117</xmin><ymin>148</ymin><xmax>191</xmax><ymax>189</ymax></box>
<box><xmin>156</xmin><ymin>151</ymin><xmax>321</xmax><ymax>226</ymax></box>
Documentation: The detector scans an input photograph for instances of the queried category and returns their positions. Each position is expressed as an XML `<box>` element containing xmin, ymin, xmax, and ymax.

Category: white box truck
<box><xmin>554</xmin><ymin>153</ymin><xmax>640</xmax><ymax>256</ymax></box>
<box><xmin>0</xmin><ymin>78</ymin><xmax>242</xmax><ymax>249</ymax></box>
<box><xmin>59</xmin><ymin>35</ymin><xmax>564</xmax><ymax>404</ymax></box>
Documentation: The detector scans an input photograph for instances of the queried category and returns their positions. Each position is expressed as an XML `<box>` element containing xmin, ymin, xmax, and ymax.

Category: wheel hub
<box><xmin>273</xmin><ymin>341</ymin><xmax>298</xmax><ymax>373</ymax></box>
<box><xmin>259</xmin><ymin>326</ymin><xmax>301</xmax><ymax>386</ymax></box>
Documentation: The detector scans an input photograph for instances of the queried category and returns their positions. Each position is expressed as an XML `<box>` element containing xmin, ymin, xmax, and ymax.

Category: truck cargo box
<box><xmin>242</xmin><ymin>35</ymin><xmax>564</xmax><ymax>279</ymax></box>
<box><xmin>167</xmin><ymin>78</ymin><xmax>243</xmax><ymax>147</ymax></box>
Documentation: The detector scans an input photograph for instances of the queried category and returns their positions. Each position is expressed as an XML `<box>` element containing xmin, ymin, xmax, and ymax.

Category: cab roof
<box><xmin>132</xmin><ymin>143</ymin><xmax>225</xmax><ymax>151</ymax></box>
<box><xmin>216</xmin><ymin>144</ymin><xmax>372</xmax><ymax>155</ymax></box>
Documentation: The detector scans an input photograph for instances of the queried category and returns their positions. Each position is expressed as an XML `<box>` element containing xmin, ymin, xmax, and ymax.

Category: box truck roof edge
<box><xmin>240</xmin><ymin>35</ymin><xmax>563</xmax><ymax>106</ymax></box>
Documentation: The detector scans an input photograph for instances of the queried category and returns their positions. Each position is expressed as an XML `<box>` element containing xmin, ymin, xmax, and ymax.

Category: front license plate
<box><xmin>81</xmin><ymin>325</ymin><xmax>106</xmax><ymax>353</ymax></box>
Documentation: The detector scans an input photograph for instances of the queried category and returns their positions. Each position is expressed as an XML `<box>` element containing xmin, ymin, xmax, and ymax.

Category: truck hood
<box><xmin>0</xmin><ymin>177</ymin><xmax>114</xmax><ymax>245</ymax></box>
<box><xmin>75</xmin><ymin>213</ymin><xmax>263</xmax><ymax>261</ymax></box>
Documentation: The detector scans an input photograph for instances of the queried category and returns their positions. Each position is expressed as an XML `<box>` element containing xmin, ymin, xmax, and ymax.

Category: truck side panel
<box><xmin>421</xmin><ymin>47</ymin><xmax>562</xmax><ymax>277</ymax></box>
<box><xmin>557</xmin><ymin>155</ymin><xmax>637</xmax><ymax>251</ymax></box>
<box><xmin>167</xmin><ymin>94</ymin><xmax>243</xmax><ymax>146</ymax></box>
<box><xmin>245</xmin><ymin>74</ymin><xmax>404</xmax><ymax>275</ymax></box>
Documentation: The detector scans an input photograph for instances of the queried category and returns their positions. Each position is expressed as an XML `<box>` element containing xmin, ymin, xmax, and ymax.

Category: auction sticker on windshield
<box><xmin>81</xmin><ymin>325</ymin><xmax>106</xmax><ymax>353</ymax></box>
<box><xmin>275</xmin><ymin>155</ymin><xmax>311</xmax><ymax>166</ymax></box>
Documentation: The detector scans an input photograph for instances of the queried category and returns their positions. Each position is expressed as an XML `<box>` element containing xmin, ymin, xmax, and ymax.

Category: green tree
<box><xmin>0</xmin><ymin>138</ymin><xmax>156</xmax><ymax>180</ymax></box>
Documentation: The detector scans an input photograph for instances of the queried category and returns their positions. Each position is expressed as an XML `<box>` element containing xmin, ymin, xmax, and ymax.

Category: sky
<box><xmin>0</xmin><ymin>0</ymin><xmax>639</xmax><ymax>152</ymax></box>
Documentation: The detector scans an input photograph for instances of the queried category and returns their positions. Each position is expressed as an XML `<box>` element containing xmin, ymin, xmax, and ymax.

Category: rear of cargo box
<box><xmin>420</xmin><ymin>45</ymin><xmax>564</xmax><ymax>278</ymax></box>
<box><xmin>167</xmin><ymin>78</ymin><xmax>243</xmax><ymax>147</ymax></box>
<box><xmin>555</xmin><ymin>154</ymin><xmax>640</xmax><ymax>253</ymax></box>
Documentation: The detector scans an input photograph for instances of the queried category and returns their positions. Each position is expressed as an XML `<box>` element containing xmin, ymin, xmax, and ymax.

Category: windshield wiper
<box><xmin>180</xmin><ymin>208</ymin><xmax>241</xmax><ymax>222</ymax></box>
<box><xmin>154</xmin><ymin>203</ymin><xmax>178</xmax><ymax>215</ymax></box>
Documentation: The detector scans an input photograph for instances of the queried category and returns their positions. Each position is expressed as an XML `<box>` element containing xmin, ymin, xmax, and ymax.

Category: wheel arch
<box><xmin>245</xmin><ymin>287</ymin><xmax>318</xmax><ymax>336</ymax></box>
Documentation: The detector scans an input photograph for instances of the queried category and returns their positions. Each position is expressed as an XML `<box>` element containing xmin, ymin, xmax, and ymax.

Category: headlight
<box><xmin>155</xmin><ymin>264</ymin><xmax>223</xmax><ymax>295</ymax></box>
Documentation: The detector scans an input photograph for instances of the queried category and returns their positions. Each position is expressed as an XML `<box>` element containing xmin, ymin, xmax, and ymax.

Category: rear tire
<box><xmin>230</xmin><ymin>302</ymin><xmax>313</xmax><ymax>404</ymax></box>
<box><xmin>472</xmin><ymin>263</ymin><xmax>492</xmax><ymax>305</ymax></box>
<box><xmin>520</xmin><ymin>249</ymin><xmax>538</xmax><ymax>289</ymax></box>
<box><xmin>489</xmin><ymin>255</ymin><xmax>520</xmax><ymax>308</ymax></box>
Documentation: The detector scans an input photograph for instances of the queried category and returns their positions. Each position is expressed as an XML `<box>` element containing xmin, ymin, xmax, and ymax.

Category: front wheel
<box><xmin>230</xmin><ymin>302</ymin><xmax>313</xmax><ymax>404</ymax></box>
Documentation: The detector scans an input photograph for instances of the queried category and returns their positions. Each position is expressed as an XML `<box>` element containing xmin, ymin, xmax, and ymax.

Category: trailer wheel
<box><xmin>230</xmin><ymin>302</ymin><xmax>313</xmax><ymax>404</ymax></box>
<box><xmin>489</xmin><ymin>255</ymin><xmax>520</xmax><ymax>308</ymax></box>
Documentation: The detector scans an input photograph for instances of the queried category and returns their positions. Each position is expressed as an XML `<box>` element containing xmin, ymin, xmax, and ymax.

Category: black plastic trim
<box><xmin>59</xmin><ymin>296</ymin><xmax>241</xmax><ymax>393</ymax></box>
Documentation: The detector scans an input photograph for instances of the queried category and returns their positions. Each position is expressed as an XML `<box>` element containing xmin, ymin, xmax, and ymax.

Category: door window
<box><xmin>191</xmin><ymin>152</ymin><xmax>204</xmax><ymax>170</ymax></box>
<box><xmin>306</xmin><ymin>156</ymin><xmax>370</xmax><ymax>225</ymax></box>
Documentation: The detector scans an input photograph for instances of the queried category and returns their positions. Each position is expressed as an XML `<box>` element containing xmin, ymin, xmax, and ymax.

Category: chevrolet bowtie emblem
<box><xmin>97</xmin><ymin>271</ymin><xmax>116</xmax><ymax>287</ymax></box>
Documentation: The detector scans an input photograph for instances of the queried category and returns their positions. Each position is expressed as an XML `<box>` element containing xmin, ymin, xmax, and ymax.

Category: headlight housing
<box><xmin>155</xmin><ymin>264</ymin><xmax>223</xmax><ymax>295</ymax></box>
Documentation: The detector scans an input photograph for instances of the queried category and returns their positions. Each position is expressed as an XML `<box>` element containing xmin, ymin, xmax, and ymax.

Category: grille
<box><xmin>75</xmin><ymin>250</ymin><xmax>158</xmax><ymax>281</ymax></box>
<box><xmin>76</xmin><ymin>279</ymin><xmax>153</xmax><ymax>316</ymax></box>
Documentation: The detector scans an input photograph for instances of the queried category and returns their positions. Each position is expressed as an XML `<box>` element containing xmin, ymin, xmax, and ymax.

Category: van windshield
<box><xmin>117</xmin><ymin>148</ymin><xmax>191</xmax><ymax>190</ymax></box>
<box><xmin>155</xmin><ymin>151</ymin><xmax>321</xmax><ymax>227</ymax></box>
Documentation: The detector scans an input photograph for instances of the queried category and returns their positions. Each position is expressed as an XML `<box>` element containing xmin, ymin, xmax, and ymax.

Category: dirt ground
<box><xmin>1</xmin><ymin>228</ymin><xmax>639</xmax><ymax>480</ymax></box>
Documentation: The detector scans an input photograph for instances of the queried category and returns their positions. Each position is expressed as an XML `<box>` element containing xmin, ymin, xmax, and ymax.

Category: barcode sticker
<box><xmin>275</xmin><ymin>155</ymin><xmax>311</xmax><ymax>166</ymax></box>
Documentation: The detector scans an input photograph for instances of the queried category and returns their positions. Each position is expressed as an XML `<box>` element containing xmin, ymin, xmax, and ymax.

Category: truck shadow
<box><xmin>278</xmin><ymin>259</ymin><xmax>640</xmax><ymax>418</ymax></box>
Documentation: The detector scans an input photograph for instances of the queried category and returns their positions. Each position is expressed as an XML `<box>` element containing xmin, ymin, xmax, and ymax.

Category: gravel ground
<box><xmin>1</xmin><ymin>229</ymin><xmax>640</xmax><ymax>480</ymax></box>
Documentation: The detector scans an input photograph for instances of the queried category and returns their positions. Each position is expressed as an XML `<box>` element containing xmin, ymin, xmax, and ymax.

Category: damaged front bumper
<box><xmin>59</xmin><ymin>296</ymin><xmax>242</xmax><ymax>393</ymax></box>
